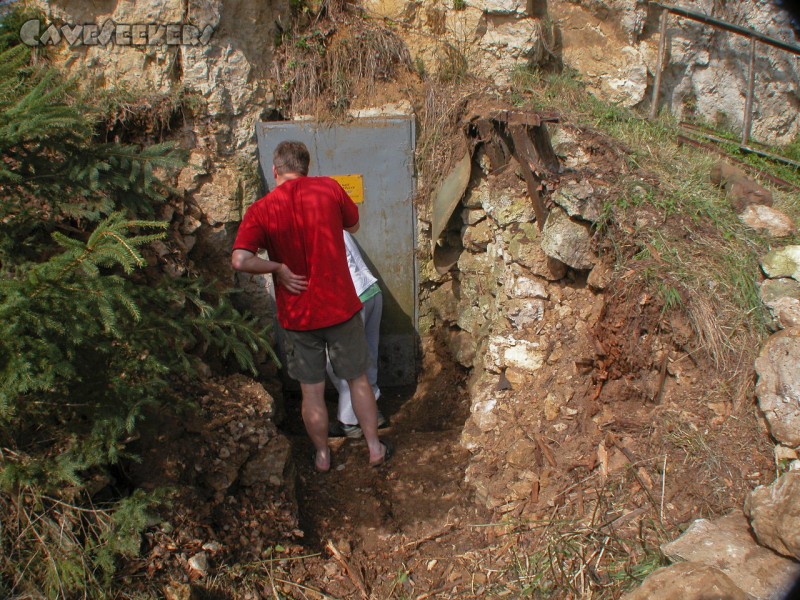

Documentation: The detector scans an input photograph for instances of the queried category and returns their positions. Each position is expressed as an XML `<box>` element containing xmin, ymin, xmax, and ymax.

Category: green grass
<box><xmin>511</xmin><ymin>65</ymin><xmax>779</xmax><ymax>375</ymax></box>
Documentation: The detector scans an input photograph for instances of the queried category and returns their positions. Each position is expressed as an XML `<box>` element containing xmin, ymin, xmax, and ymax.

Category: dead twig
<box><xmin>606</xmin><ymin>434</ymin><xmax>664</xmax><ymax>523</ymax></box>
<box><xmin>652</xmin><ymin>351</ymin><xmax>670</xmax><ymax>404</ymax></box>
<box><xmin>401</xmin><ymin>522</ymin><xmax>455</xmax><ymax>550</ymax></box>
<box><xmin>535</xmin><ymin>435</ymin><xmax>558</xmax><ymax>468</ymax></box>
<box><xmin>596</xmin><ymin>506</ymin><xmax>649</xmax><ymax>531</ymax></box>
<box><xmin>326</xmin><ymin>539</ymin><xmax>369</xmax><ymax>600</ymax></box>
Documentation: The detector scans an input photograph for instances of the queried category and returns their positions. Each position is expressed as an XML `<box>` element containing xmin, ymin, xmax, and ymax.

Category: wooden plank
<box><xmin>510</xmin><ymin>125</ymin><xmax>549</xmax><ymax>230</ymax></box>
<box><xmin>474</xmin><ymin>119</ymin><xmax>506</xmax><ymax>170</ymax></box>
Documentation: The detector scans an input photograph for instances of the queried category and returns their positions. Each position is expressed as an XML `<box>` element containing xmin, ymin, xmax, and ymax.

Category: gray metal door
<box><xmin>255</xmin><ymin>118</ymin><xmax>417</xmax><ymax>386</ymax></box>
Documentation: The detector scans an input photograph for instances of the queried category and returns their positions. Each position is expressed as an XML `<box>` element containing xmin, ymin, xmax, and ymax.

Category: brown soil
<box><xmin>122</xmin><ymin>91</ymin><xmax>776</xmax><ymax>600</ymax></box>
<box><xmin>124</xmin><ymin>305</ymin><xmax>774</xmax><ymax>600</ymax></box>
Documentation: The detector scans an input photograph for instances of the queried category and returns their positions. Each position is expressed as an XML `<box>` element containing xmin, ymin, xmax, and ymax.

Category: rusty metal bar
<box><xmin>649</xmin><ymin>8</ymin><xmax>669</xmax><ymax>121</ymax></box>
<box><xmin>739</xmin><ymin>145</ymin><xmax>800</xmax><ymax>171</ymax></box>
<box><xmin>509</xmin><ymin>125</ymin><xmax>548</xmax><ymax>230</ymax></box>
<box><xmin>742</xmin><ymin>37</ymin><xmax>756</xmax><ymax>147</ymax></box>
<box><xmin>676</xmin><ymin>133</ymin><xmax>800</xmax><ymax>192</ymax></box>
<box><xmin>681</xmin><ymin>121</ymin><xmax>800</xmax><ymax>170</ymax></box>
<box><xmin>649</xmin><ymin>2</ymin><xmax>800</xmax><ymax>56</ymax></box>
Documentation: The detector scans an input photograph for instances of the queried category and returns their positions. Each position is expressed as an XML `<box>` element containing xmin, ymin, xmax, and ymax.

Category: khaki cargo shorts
<box><xmin>282</xmin><ymin>313</ymin><xmax>370</xmax><ymax>384</ymax></box>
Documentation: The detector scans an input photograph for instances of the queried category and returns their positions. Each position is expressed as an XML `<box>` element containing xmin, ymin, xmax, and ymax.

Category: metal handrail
<box><xmin>648</xmin><ymin>2</ymin><xmax>800</xmax><ymax>147</ymax></box>
<box><xmin>650</xmin><ymin>2</ymin><xmax>800</xmax><ymax>55</ymax></box>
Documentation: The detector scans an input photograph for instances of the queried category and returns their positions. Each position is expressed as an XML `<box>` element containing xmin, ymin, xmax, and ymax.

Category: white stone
<box><xmin>740</xmin><ymin>205</ymin><xmax>796</xmax><ymax>238</ymax></box>
<box><xmin>471</xmin><ymin>396</ymin><xmax>499</xmax><ymax>432</ymax></box>
<box><xmin>188</xmin><ymin>551</ymin><xmax>209</xmax><ymax>575</ymax></box>
<box><xmin>755</xmin><ymin>328</ymin><xmax>800</xmax><ymax>446</ymax></box>
<box><xmin>503</xmin><ymin>340</ymin><xmax>545</xmax><ymax>372</ymax></box>
<box><xmin>507</xmin><ymin>271</ymin><xmax>549</xmax><ymax>299</ymax></box>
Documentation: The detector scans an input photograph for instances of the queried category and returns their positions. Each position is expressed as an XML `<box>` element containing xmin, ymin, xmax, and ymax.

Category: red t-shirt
<box><xmin>233</xmin><ymin>176</ymin><xmax>362</xmax><ymax>331</ymax></box>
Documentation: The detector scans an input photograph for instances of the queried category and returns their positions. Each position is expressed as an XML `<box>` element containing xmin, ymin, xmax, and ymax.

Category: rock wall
<box><xmin>41</xmin><ymin>0</ymin><xmax>286</xmax><ymax>308</ymax></box>
<box><xmin>362</xmin><ymin>0</ymin><xmax>800</xmax><ymax>145</ymax></box>
<box><xmin>418</xmin><ymin>113</ymin><xmax>618</xmax><ymax>514</ymax></box>
<box><xmin>35</xmin><ymin>0</ymin><xmax>799</xmax><ymax>301</ymax></box>
<box><xmin>550</xmin><ymin>0</ymin><xmax>800</xmax><ymax>145</ymax></box>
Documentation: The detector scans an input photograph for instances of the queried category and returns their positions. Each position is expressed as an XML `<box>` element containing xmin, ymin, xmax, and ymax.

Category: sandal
<box><xmin>369</xmin><ymin>440</ymin><xmax>394</xmax><ymax>468</ymax></box>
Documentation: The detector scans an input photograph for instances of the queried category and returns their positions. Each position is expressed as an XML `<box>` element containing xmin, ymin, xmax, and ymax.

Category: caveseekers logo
<box><xmin>20</xmin><ymin>19</ymin><xmax>214</xmax><ymax>47</ymax></box>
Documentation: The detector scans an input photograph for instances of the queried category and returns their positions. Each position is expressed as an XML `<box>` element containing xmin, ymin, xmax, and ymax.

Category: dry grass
<box><xmin>510</xmin><ymin>68</ymin><xmax>775</xmax><ymax>403</ymax></box>
<box><xmin>414</xmin><ymin>83</ymin><xmax>476</xmax><ymax>202</ymax></box>
<box><xmin>459</xmin><ymin>466</ymin><xmax>671</xmax><ymax>599</ymax></box>
<box><xmin>272</xmin><ymin>13</ymin><xmax>413</xmax><ymax>118</ymax></box>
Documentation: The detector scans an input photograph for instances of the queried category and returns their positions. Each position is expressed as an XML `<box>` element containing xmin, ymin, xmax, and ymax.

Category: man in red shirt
<box><xmin>231</xmin><ymin>141</ymin><xmax>391</xmax><ymax>472</ymax></box>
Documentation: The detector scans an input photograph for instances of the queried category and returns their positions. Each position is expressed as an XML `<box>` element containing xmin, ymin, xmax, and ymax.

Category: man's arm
<box><xmin>345</xmin><ymin>221</ymin><xmax>359</xmax><ymax>233</ymax></box>
<box><xmin>231</xmin><ymin>249</ymin><xmax>308</xmax><ymax>294</ymax></box>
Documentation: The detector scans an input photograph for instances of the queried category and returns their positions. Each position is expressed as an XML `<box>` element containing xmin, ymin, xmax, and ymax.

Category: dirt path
<box><xmin>282</xmin><ymin>351</ymin><xmax>499</xmax><ymax>598</ymax></box>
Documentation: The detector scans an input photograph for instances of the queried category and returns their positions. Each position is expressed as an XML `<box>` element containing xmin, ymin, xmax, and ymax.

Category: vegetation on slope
<box><xmin>1</xmin><ymin>0</ymin><xmax>798</xmax><ymax>596</ymax></box>
<box><xmin>0</xmin><ymin>9</ymin><xmax>277</xmax><ymax>598</ymax></box>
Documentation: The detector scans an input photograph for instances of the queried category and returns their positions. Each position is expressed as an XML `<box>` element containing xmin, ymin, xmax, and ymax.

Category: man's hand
<box><xmin>231</xmin><ymin>249</ymin><xmax>308</xmax><ymax>295</ymax></box>
<box><xmin>275</xmin><ymin>263</ymin><xmax>308</xmax><ymax>294</ymax></box>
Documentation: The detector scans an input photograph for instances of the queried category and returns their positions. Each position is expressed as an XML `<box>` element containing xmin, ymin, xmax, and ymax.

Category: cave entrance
<box><xmin>256</xmin><ymin>116</ymin><xmax>418</xmax><ymax>387</ymax></box>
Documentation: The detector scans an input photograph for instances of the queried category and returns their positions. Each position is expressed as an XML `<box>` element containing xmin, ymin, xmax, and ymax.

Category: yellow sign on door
<box><xmin>330</xmin><ymin>174</ymin><xmax>364</xmax><ymax>204</ymax></box>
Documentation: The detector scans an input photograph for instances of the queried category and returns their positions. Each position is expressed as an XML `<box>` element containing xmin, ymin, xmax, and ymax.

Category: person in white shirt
<box><xmin>326</xmin><ymin>231</ymin><xmax>387</xmax><ymax>437</ymax></box>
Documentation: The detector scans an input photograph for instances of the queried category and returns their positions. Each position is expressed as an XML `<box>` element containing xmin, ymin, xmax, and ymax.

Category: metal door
<box><xmin>255</xmin><ymin>118</ymin><xmax>417</xmax><ymax>386</ymax></box>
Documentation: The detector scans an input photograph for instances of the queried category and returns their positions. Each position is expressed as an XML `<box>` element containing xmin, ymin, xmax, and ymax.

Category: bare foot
<box><xmin>313</xmin><ymin>447</ymin><xmax>331</xmax><ymax>473</ymax></box>
<box><xmin>369</xmin><ymin>440</ymin><xmax>394</xmax><ymax>468</ymax></box>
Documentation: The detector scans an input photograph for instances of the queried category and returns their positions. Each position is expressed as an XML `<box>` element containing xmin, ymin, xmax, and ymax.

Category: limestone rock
<box><xmin>588</xmin><ymin>257</ymin><xmax>613</xmax><ymax>291</ymax></box>
<box><xmin>503</xmin><ymin>223</ymin><xmax>567</xmax><ymax>281</ymax></box>
<box><xmin>506</xmin><ymin>266</ymin><xmax>549</xmax><ymax>300</ymax></box>
<box><xmin>761</xmin><ymin>278</ymin><xmax>800</xmax><ymax>329</ymax></box>
<box><xmin>457</xmin><ymin>246</ymin><xmax>499</xmax><ymax>274</ymax></box>
<box><xmin>504</xmin><ymin>341</ymin><xmax>546</xmax><ymax>373</ymax></box>
<box><xmin>762</xmin><ymin>246</ymin><xmax>800</xmax><ymax>281</ymax></box>
<box><xmin>194</xmin><ymin>165</ymin><xmax>242</xmax><ymax>226</ymax></box>
<box><xmin>540</xmin><ymin>207</ymin><xmax>596</xmax><ymax>270</ymax></box>
<box><xmin>428</xmin><ymin>280</ymin><xmax>460</xmax><ymax>324</ymax></box>
<box><xmin>745</xmin><ymin>472</ymin><xmax>800</xmax><ymax>560</ymax></box>
<box><xmin>505</xmin><ymin>438</ymin><xmax>537</xmax><ymax>468</ymax></box>
<box><xmin>486</xmin><ymin>335</ymin><xmax>547</xmax><ymax>374</ymax></box>
<box><xmin>467</xmin><ymin>388</ymin><xmax>501</xmax><ymax>433</ymax></box>
<box><xmin>462</xmin><ymin>207</ymin><xmax>487</xmax><ymax>226</ymax></box>
<box><xmin>463</xmin><ymin>218</ymin><xmax>495</xmax><ymax>251</ymax></box>
<box><xmin>552</xmin><ymin>179</ymin><xmax>603</xmax><ymax>223</ymax></box>
<box><xmin>505</xmin><ymin>298</ymin><xmax>545</xmax><ymax>330</ymax></box>
<box><xmin>448</xmin><ymin>330</ymin><xmax>477</xmax><ymax>367</ymax></box>
<box><xmin>240</xmin><ymin>436</ymin><xmax>291</xmax><ymax>487</ymax></box>
<box><xmin>755</xmin><ymin>328</ymin><xmax>800</xmax><ymax>446</ymax></box>
<box><xmin>202</xmin><ymin>453</ymin><xmax>247</xmax><ymax>492</ymax></box>
<box><xmin>621</xmin><ymin>562</ymin><xmax>748</xmax><ymax>600</ymax></box>
<box><xmin>188</xmin><ymin>551</ymin><xmax>209</xmax><ymax>575</ymax></box>
<box><xmin>740</xmin><ymin>205</ymin><xmax>796</xmax><ymax>238</ymax></box>
<box><xmin>661</xmin><ymin>511</ymin><xmax>799</xmax><ymax>599</ymax></box>
<box><xmin>473</xmin><ymin>17</ymin><xmax>549</xmax><ymax>86</ymax></box>
<box><xmin>550</xmin><ymin>126</ymin><xmax>591</xmax><ymax>169</ymax></box>
<box><xmin>479</xmin><ymin>181</ymin><xmax>537</xmax><ymax>227</ymax></box>
<box><xmin>177</xmin><ymin>151</ymin><xmax>211</xmax><ymax>194</ymax></box>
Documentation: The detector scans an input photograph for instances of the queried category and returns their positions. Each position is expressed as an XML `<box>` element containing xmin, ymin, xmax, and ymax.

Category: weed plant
<box><xmin>513</xmin><ymin>65</ymin><xmax>776</xmax><ymax>373</ymax></box>
<box><xmin>466</xmin><ymin>467</ymin><xmax>670</xmax><ymax>599</ymax></box>
<box><xmin>0</xmin><ymin>9</ymin><xmax>277</xmax><ymax>597</ymax></box>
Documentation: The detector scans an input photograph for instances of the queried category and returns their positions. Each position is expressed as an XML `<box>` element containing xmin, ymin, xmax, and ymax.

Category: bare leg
<box><xmin>348</xmin><ymin>373</ymin><xmax>385</xmax><ymax>464</ymax></box>
<box><xmin>300</xmin><ymin>381</ymin><xmax>330</xmax><ymax>471</ymax></box>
